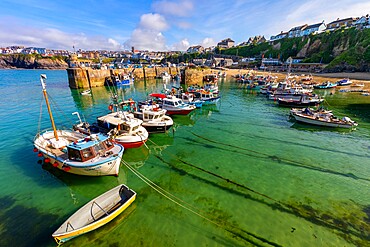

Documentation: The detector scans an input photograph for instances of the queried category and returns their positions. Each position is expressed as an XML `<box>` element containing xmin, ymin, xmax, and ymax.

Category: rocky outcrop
<box><xmin>296</xmin><ymin>38</ymin><xmax>310</xmax><ymax>57</ymax></box>
<box><xmin>0</xmin><ymin>55</ymin><xmax>68</xmax><ymax>69</ymax></box>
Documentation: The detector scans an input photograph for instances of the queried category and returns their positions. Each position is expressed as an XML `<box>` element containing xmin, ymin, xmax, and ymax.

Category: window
<box><xmin>82</xmin><ymin>148</ymin><xmax>94</xmax><ymax>160</ymax></box>
<box><xmin>68</xmin><ymin>148</ymin><xmax>82</xmax><ymax>161</ymax></box>
<box><xmin>122</xmin><ymin>124</ymin><xmax>130</xmax><ymax>131</ymax></box>
<box><xmin>105</xmin><ymin>140</ymin><xmax>114</xmax><ymax>149</ymax></box>
<box><xmin>94</xmin><ymin>142</ymin><xmax>106</xmax><ymax>154</ymax></box>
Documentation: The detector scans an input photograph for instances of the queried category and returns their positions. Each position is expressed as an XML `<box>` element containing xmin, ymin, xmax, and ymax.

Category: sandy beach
<box><xmin>224</xmin><ymin>69</ymin><xmax>370</xmax><ymax>89</ymax></box>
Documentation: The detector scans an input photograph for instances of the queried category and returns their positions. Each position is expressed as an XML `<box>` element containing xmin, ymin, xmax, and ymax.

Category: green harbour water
<box><xmin>0</xmin><ymin>69</ymin><xmax>369</xmax><ymax>246</ymax></box>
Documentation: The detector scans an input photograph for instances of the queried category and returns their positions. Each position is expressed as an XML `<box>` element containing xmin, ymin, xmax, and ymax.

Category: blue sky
<box><xmin>0</xmin><ymin>0</ymin><xmax>369</xmax><ymax>51</ymax></box>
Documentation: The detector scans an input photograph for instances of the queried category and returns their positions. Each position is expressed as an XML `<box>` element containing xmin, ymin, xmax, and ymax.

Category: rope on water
<box><xmin>121</xmin><ymin>159</ymin><xmax>281</xmax><ymax>246</ymax></box>
<box><xmin>122</xmin><ymin>160</ymin><xmax>215</xmax><ymax>221</ymax></box>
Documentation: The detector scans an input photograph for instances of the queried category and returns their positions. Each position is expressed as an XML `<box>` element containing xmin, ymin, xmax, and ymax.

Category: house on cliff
<box><xmin>288</xmin><ymin>24</ymin><xmax>308</xmax><ymax>38</ymax></box>
<box><xmin>192</xmin><ymin>58</ymin><xmax>206</xmax><ymax>66</ymax></box>
<box><xmin>187</xmin><ymin>45</ymin><xmax>205</xmax><ymax>53</ymax></box>
<box><xmin>247</xmin><ymin>35</ymin><xmax>267</xmax><ymax>45</ymax></box>
<box><xmin>208</xmin><ymin>58</ymin><xmax>234</xmax><ymax>67</ymax></box>
<box><xmin>217</xmin><ymin>38</ymin><xmax>235</xmax><ymax>49</ymax></box>
<box><xmin>326</xmin><ymin>17</ymin><xmax>358</xmax><ymax>31</ymax></box>
<box><xmin>301</xmin><ymin>22</ymin><xmax>326</xmax><ymax>36</ymax></box>
<box><xmin>270</xmin><ymin>31</ymin><xmax>288</xmax><ymax>42</ymax></box>
<box><xmin>354</xmin><ymin>14</ymin><xmax>370</xmax><ymax>29</ymax></box>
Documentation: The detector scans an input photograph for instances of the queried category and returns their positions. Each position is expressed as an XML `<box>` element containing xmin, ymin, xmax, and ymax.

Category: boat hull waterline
<box><xmin>292</xmin><ymin>114</ymin><xmax>357</xmax><ymax>128</ymax></box>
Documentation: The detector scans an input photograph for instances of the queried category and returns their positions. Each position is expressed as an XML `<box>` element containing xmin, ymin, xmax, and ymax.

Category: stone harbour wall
<box><xmin>67</xmin><ymin>67</ymin><xmax>215</xmax><ymax>89</ymax></box>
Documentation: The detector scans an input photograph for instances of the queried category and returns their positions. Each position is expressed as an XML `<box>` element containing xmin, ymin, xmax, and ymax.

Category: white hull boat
<box><xmin>290</xmin><ymin>108</ymin><xmax>358</xmax><ymax>129</ymax></box>
<box><xmin>34</xmin><ymin>74</ymin><xmax>124</xmax><ymax>176</ymax></box>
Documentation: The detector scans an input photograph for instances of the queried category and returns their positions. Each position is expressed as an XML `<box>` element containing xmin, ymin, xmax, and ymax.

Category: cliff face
<box><xmin>222</xmin><ymin>27</ymin><xmax>370</xmax><ymax>72</ymax></box>
<box><xmin>0</xmin><ymin>54</ymin><xmax>68</xmax><ymax>69</ymax></box>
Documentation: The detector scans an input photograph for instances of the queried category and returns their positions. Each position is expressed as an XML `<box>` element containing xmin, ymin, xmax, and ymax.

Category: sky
<box><xmin>0</xmin><ymin>0</ymin><xmax>369</xmax><ymax>51</ymax></box>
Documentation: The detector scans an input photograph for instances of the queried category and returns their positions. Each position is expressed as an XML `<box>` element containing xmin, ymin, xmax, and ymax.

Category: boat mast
<box><xmin>40</xmin><ymin>74</ymin><xmax>59</xmax><ymax>141</ymax></box>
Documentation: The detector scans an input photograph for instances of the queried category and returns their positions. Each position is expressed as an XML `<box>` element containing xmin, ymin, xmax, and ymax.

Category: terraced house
<box><xmin>326</xmin><ymin>17</ymin><xmax>358</xmax><ymax>31</ymax></box>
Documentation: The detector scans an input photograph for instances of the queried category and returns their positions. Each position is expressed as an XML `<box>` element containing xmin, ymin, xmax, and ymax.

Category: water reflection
<box><xmin>71</xmin><ymin>79</ymin><xmax>182</xmax><ymax>110</ymax></box>
<box><xmin>313</xmin><ymin>88</ymin><xmax>336</xmax><ymax>97</ymax></box>
<box><xmin>123</xmin><ymin>145</ymin><xmax>150</xmax><ymax>169</ymax></box>
<box><xmin>289</xmin><ymin>121</ymin><xmax>356</xmax><ymax>133</ymax></box>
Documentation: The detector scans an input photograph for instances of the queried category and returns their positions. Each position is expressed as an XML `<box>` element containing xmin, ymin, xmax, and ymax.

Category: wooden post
<box><xmin>86</xmin><ymin>69</ymin><xmax>92</xmax><ymax>89</ymax></box>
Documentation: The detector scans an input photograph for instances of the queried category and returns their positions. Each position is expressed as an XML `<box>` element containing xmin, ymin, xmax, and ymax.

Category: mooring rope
<box><xmin>121</xmin><ymin>159</ymin><xmax>281</xmax><ymax>246</ymax></box>
<box><xmin>37</xmin><ymin>95</ymin><xmax>44</xmax><ymax>134</ymax></box>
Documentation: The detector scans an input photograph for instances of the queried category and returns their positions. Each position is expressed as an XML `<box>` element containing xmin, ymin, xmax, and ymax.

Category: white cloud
<box><xmin>201</xmin><ymin>37</ymin><xmax>216</xmax><ymax>48</ymax></box>
<box><xmin>263</xmin><ymin>0</ymin><xmax>370</xmax><ymax>39</ymax></box>
<box><xmin>171</xmin><ymin>39</ymin><xmax>190</xmax><ymax>51</ymax></box>
<box><xmin>125</xmin><ymin>13</ymin><xmax>169</xmax><ymax>51</ymax></box>
<box><xmin>139</xmin><ymin>13</ymin><xmax>169</xmax><ymax>31</ymax></box>
<box><xmin>0</xmin><ymin>17</ymin><xmax>123</xmax><ymax>50</ymax></box>
<box><xmin>152</xmin><ymin>0</ymin><xmax>194</xmax><ymax>17</ymax></box>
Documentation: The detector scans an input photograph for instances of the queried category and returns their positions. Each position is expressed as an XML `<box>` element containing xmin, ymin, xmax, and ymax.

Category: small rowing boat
<box><xmin>80</xmin><ymin>89</ymin><xmax>91</xmax><ymax>96</ymax></box>
<box><xmin>52</xmin><ymin>184</ymin><xmax>136</xmax><ymax>244</ymax></box>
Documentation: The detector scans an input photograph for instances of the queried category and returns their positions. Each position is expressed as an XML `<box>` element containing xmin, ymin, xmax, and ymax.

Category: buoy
<box><xmin>44</xmin><ymin>158</ymin><xmax>50</xmax><ymax>163</ymax></box>
<box><xmin>53</xmin><ymin>162</ymin><xmax>58</xmax><ymax>167</ymax></box>
<box><xmin>108</xmin><ymin>104</ymin><xmax>113</xmax><ymax>111</ymax></box>
<box><xmin>33</xmin><ymin>148</ymin><xmax>38</xmax><ymax>152</ymax></box>
<box><xmin>37</xmin><ymin>152</ymin><xmax>43</xmax><ymax>157</ymax></box>
<box><xmin>63</xmin><ymin>166</ymin><xmax>71</xmax><ymax>172</ymax></box>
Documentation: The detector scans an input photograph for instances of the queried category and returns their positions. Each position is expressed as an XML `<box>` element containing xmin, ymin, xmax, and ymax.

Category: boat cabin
<box><xmin>67</xmin><ymin>134</ymin><xmax>115</xmax><ymax>162</ymax></box>
<box><xmin>193</xmin><ymin>91</ymin><xmax>216</xmax><ymax>100</ymax></box>
<box><xmin>97</xmin><ymin>112</ymin><xmax>142</xmax><ymax>135</ymax></box>
<box><xmin>181</xmin><ymin>93</ymin><xmax>194</xmax><ymax>102</ymax></box>
<box><xmin>163</xmin><ymin>96</ymin><xmax>185</xmax><ymax>107</ymax></box>
<box><xmin>142</xmin><ymin>110</ymin><xmax>165</xmax><ymax>121</ymax></box>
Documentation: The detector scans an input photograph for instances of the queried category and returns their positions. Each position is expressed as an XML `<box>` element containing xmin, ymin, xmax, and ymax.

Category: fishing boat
<box><xmin>52</xmin><ymin>184</ymin><xmax>136</xmax><ymax>244</ymax></box>
<box><xmin>95</xmin><ymin>111</ymin><xmax>149</xmax><ymax>149</ymax></box>
<box><xmin>34</xmin><ymin>74</ymin><xmax>124</xmax><ymax>176</ymax></box>
<box><xmin>351</xmin><ymin>83</ymin><xmax>365</xmax><ymax>88</ymax></box>
<box><xmin>300</xmin><ymin>74</ymin><xmax>313</xmax><ymax>82</ymax></box>
<box><xmin>116</xmin><ymin>74</ymin><xmax>132</xmax><ymax>85</ymax></box>
<box><xmin>278</xmin><ymin>94</ymin><xmax>323</xmax><ymax>107</ymax></box>
<box><xmin>149</xmin><ymin>93</ymin><xmax>196</xmax><ymax>115</ymax></box>
<box><xmin>193</xmin><ymin>90</ymin><xmax>221</xmax><ymax>105</ymax></box>
<box><xmin>180</xmin><ymin>92</ymin><xmax>203</xmax><ymax>108</ymax></box>
<box><xmin>133</xmin><ymin>103</ymin><xmax>174</xmax><ymax>133</ymax></box>
<box><xmin>290</xmin><ymin>108</ymin><xmax>358</xmax><ymax>128</ymax></box>
<box><xmin>313</xmin><ymin>81</ymin><xmax>337</xmax><ymax>89</ymax></box>
<box><xmin>336</xmin><ymin>78</ymin><xmax>352</xmax><ymax>86</ymax></box>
